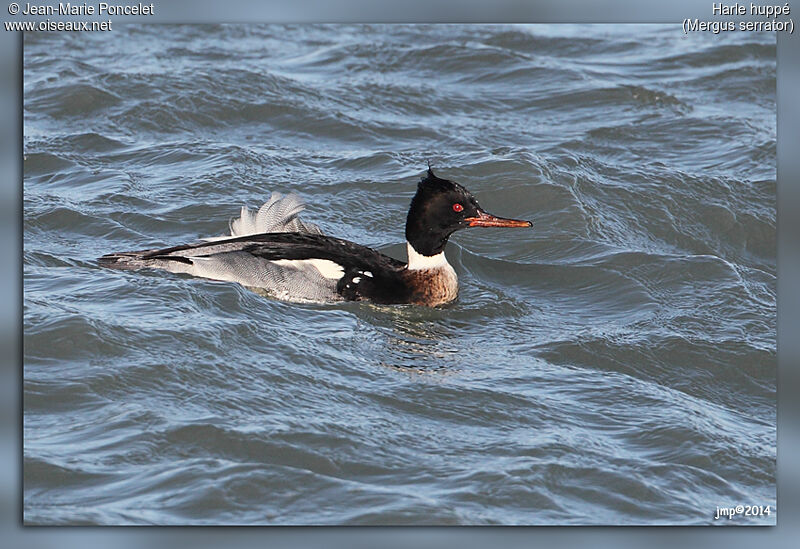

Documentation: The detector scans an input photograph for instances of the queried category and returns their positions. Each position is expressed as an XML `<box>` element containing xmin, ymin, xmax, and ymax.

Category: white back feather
<box><xmin>205</xmin><ymin>192</ymin><xmax>323</xmax><ymax>241</ymax></box>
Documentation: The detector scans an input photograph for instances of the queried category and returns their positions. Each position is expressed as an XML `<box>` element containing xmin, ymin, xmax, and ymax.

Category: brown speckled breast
<box><xmin>402</xmin><ymin>265</ymin><xmax>459</xmax><ymax>306</ymax></box>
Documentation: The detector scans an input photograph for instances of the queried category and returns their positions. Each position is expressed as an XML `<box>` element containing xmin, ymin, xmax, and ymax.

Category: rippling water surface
<box><xmin>23</xmin><ymin>24</ymin><xmax>776</xmax><ymax>525</ymax></box>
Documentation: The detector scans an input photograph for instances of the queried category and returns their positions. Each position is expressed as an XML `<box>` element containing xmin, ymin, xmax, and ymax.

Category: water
<box><xmin>23</xmin><ymin>24</ymin><xmax>776</xmax><ymax>525</ymax></box>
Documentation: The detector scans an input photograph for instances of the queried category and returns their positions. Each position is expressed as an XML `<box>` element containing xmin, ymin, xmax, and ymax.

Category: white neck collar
<box><xmin>406</xmin><ymin>242</ymin><xmax>451</xmax><ymax>270</ymax></box>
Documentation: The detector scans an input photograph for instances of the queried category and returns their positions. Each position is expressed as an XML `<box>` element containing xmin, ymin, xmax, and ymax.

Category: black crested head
<box><xmin>404</xmin><ymin>167</ymin><xmax>534</xmax><ymax>258</ymax></box>
<box><xmin>405</xmin><ymin>168</ymin><xmax>482</xmax><ymax>257</ymax></box>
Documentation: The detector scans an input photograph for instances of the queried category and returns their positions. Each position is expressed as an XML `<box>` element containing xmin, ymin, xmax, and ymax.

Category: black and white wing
<box><xmin>99</xmin><ymin>194</ymin><xmax>407</xmax><ymax>303</ymax></box>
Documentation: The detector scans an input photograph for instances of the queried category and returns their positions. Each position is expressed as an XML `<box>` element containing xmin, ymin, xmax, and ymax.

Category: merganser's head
<box><xmin>405</xmin><ymin>167</ymin><xmax>532</xmax><ymax>258</ymax></box>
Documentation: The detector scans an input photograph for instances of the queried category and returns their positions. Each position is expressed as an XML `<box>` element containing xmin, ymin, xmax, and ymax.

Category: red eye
<box><xmin>452</xmin><ymin>203</ymin><xmax>464</xmax><ymax>212</ymax></box>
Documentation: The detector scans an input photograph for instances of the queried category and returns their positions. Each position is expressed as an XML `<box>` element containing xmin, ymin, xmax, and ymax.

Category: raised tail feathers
<box><xmin>207</xmin><ymin>192</ymin><xmax>323</xmax><ymax>242</ymax></box>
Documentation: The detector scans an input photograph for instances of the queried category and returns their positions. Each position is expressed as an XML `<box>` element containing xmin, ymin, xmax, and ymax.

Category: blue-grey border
<box><xmin>4</xmin><ymin>0</ymin><xmax>794</xmax><ymax>545</ymax></box>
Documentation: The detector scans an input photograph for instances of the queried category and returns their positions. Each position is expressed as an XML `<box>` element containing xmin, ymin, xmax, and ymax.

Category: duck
<box><xmin>99</xmin><ymin>168</ymin><xmax>532</xmax><ymax>306</ymax></box>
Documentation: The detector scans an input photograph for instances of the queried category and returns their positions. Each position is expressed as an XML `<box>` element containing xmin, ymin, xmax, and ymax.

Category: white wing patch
<box><xmin>272</xmin><ymin>259</ymin><xmax>345</xmax><ymax>280</ymax></box>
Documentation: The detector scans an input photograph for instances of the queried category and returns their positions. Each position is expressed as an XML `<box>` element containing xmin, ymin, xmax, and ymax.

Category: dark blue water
<box><xmin>23</xmin><ymin>24</ymin><xmax>776</xmax><ymax>524</ymax></box>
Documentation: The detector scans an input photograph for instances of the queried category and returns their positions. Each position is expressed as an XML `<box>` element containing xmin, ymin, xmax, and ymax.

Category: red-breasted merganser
<box><xmin>99</xmin><ymin>168</ymin><xmax>532</xmax><ymax>306</ymax></box>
